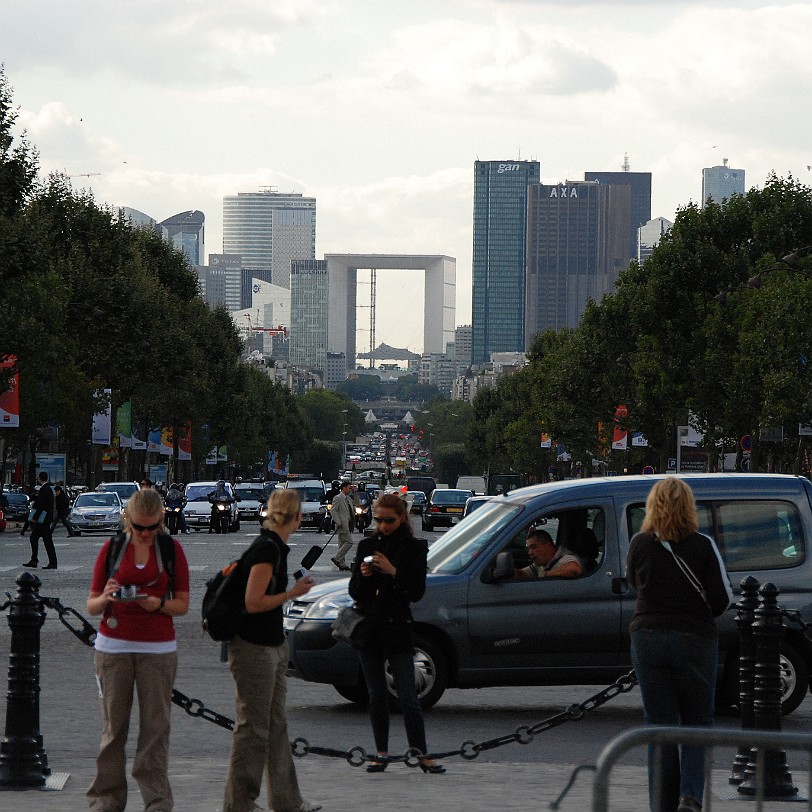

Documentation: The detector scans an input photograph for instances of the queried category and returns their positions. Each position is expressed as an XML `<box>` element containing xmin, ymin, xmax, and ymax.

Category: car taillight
<box><xmin>430</xmin><ymin>506</ymin><xmax>440</xmax><ymax>513</ymax></box>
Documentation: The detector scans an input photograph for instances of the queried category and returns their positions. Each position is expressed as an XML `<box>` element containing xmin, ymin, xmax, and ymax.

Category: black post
<box><xmin>0</xmin><ymin>572</ymin><xmax>50</xmax><ymax>788</ymax></box>
<box><xmin>737</xmin><ymin>582</ymin><xmax>798</xmax><ymax>798</ymax></box>
<box><xmin>729</xmin><ymin>575</ymin><xmax>759</xmax><ymax>784</ymax></box>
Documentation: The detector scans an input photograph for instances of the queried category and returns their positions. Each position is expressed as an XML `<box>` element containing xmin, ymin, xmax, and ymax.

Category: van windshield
<box><xmin>427</xmin><ymin>502</ymin><xmax>523</xmax><ymax>574</ymax></box>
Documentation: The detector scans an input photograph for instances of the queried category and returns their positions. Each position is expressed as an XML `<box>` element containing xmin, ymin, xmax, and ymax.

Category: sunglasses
<box><xmin>373</xmin><ymin>516</ymin><xmax>398</xmax><ymax>525</ymax></box>
<box><xmin>131</xmin><ymin>521</ymin><xmax>161</xmax><ymax>533</ymax></box>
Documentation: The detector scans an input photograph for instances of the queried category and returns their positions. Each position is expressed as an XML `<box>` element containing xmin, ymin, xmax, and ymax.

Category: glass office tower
<box><xmin>471</xmin><ymin>160</ymin><xmax>540</xmax><ymax>364</ymax></box>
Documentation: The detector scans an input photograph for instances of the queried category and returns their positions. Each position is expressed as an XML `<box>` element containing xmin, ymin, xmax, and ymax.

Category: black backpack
<box><xmin>106</xmin><ymin>532</ymin><xmax>176</xmax><ymax>597</ymax></box>
<box><xmin>201</xmin><ymin>534</ymin><xmax>278</xmax><ymax>642</ymax></box>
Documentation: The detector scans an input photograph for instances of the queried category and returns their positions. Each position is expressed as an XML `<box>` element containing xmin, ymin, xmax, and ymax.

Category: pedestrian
<box><xmin>329</xmin><ymin>480</ymin><xmax>355</xmax><ymax>571</ymax></box>
<box><xmin>626</xmin><ymin>477</ymin><xmax>733</xmax><ymax>812</ymax></box>
<box><xmin>348</xmin><ymin>492</ymin><xmax>445</xmax><ymax>775</ymax></box>
<box><xmin>140</xmin><ymin>477</ymin><xmax>153</xmax><ymax>489</ymax></box>
<box><xmin>24</xmin><ymin>471</ymin><xmax>57</xmax><ymax>569</ymax></box>
<box><xmin>51</xmin><ymin>484</ymin><xmax>77</xmax><ymax>537</ymax></box>
<box><xmin>223</xmin><ymin>488</ymin><xmax>321</xmax><ymax>812</ymax></box>
<box><xmin>85</xmin><ymin>487</ymin><xmax>190</xmax><ymax>812</ymax></box>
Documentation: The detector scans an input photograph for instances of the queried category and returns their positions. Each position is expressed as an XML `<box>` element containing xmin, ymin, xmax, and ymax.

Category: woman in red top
<box><xmin>86</xmin><ymin>487</ymin><xmax>190</xmax><ymax>812</ymax></box>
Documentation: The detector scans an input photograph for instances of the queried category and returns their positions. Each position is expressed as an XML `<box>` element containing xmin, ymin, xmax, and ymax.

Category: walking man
<box><xmin>330</xmin><ymin>480</ymin><xmax>355</xmax><ymax>571</ymax></box>
<box><xmin>50</xmin><ymin>485</ymin><xmax>76</xmax><ymax>537</ymax></box>
<box><xmin>24</xmin><ymin>471</ymin><xmax>57</xmax><ymax>569</ymax></box>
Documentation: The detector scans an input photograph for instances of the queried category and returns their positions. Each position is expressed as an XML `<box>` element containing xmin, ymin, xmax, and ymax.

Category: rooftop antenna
<box><xmin>621</xmin><ymin>153</ymin><xmax>630</xmax><ymax>172</ymax></box>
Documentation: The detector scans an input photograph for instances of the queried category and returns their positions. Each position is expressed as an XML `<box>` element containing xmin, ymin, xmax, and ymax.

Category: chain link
<box><xmin>33</xmin><ymin>595</ymin><xmax>638</xmax><ymax>766</ymax></box>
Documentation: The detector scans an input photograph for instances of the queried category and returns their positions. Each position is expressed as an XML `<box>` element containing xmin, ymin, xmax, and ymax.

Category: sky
<box><xmin>4</xmin><ymin>0</ymin><xmax>812</xmax><ymax>355</ymax></box>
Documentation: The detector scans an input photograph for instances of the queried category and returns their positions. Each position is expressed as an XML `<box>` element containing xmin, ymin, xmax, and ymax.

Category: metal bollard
<box><xmin>729</xmin><ymin>575</ymin><xmax>759</xmax><ymax>784</ymax></box>
<box><xmin>0</xmin><ymin>572</ymin><xmax>50</xmax><ymax>788</ymax></box>
<box><xmin>737</xmin><ymin>582</ymin><xmax>798</xmax><ymax>798</ymax></box>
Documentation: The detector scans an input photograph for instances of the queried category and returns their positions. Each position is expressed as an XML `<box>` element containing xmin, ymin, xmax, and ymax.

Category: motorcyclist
<box><xmin>352</xmin><ymin>482</ymin><xmax>372</xmax><ymax>531</ymax></box>
<box><xmin>207</xmin><ymin>479</ymin><xmax>234</xmax><ymax>533</ymax></box>
<box><xmin>325</xmin><ymin>479</ymin><xmax>342</xmax><ymax>503</ymax></box>
<box><xmin>165</xmin><ymin>482</ymin><xmax>188</xmax><ymax>534</ymax></box>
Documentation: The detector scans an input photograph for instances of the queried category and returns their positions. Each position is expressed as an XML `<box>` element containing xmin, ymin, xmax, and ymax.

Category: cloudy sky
<box><xmin>4</xmin><ymin>0</ymin><xmax>811</xmax><ymax>353</ymax></box>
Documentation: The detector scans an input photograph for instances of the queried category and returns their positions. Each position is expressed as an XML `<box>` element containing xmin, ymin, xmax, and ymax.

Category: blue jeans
<box><xmin>631</xmin><ymin>628</ymin><xmax>718</xmax><ymax>812</ymax></box>
<box><xmin>358</xmin><ymin>646</ymin><xmax>427</xmax><ymax>755</ymax></box>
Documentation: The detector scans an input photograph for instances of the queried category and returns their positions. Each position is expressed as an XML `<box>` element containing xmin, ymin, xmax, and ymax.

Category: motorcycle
<box><xmin>164</xmin><ymin>502</ymin><xmax>183</xmax><ymax>535</ymax></box>
<box><xmin>210</xmin><ymin>497</ymin><xmax>234</xmax><ymax>534</ymax></box>
<box><xmin>353</xmin><ymin>493</ymin><xmax>372</xmax><ymax>532</ymax></box>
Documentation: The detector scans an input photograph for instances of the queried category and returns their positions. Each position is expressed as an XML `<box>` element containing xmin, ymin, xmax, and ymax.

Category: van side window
<box><xmin>627</xmin><ymin>502</ymin><xmax>713</xmax><ymax>540</ymax></box>
<box><xmin>717</xmin><ymin>501</ymin><xmax>804</xmax><ymax>571</ymax></box>
<box><xmin>507</xmin><ymin>507</ymin><xmax>605</xmax><ymax>577</ymax></box>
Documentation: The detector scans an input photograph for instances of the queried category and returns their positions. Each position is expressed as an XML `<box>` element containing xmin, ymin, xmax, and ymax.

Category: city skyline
<box><xmin>4</xmin><ymin>0</ymin><xmax>811</xmax><ymax>351</ymax></box>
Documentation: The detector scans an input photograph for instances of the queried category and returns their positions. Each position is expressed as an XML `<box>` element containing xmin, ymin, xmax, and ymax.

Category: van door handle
<box><xmin>612</xmin><ymin>577</ymin><xmax>628</xmax><ymax>595</ymax></box>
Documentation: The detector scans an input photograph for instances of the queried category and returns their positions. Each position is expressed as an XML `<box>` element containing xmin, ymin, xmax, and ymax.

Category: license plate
<box><xmin>90</xmin><ymin>520</ymin><xmax>102</xmax><ymax>526</ymax></box>
<box><xmin>447</xmin><ymin>507</ymin><xmax>463</xmax><ymax>513</ymax></box>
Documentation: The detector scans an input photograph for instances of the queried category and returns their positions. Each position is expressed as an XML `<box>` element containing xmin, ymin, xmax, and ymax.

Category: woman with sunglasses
<box><xmin>86</xmin><ymin>487</ymin><xmax>190</xmax><ymax>812</ymax></box>
<box><xmin>348</xmin><ymin>492</ymin><xmax>445</xmax><ymax>775</ymax></box>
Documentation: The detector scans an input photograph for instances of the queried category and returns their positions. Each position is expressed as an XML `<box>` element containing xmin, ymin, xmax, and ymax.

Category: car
<box><xmin>407</xmin><ymin>491</ymin><xmax>426</xmax><ymax>514</ymax></box>
<box><xmin>406</xmin><ymin>476</ymin><xmax>437</xmax><ymax>499</ymax></box>
<box><xmin>284</xmin><ymin>473</ymin><xmax>812</xmax><ymax>714</ymax></box>
<box><xmin>96</xmin><ymin>481</ymin><xmax>140</xmax><ymax>509</ymax></box>
<box><xmin>234</xmin><ymin>482</ymin><xmax>268</xmax><ymax>522</ymax></box>
<box><xmin>69</xmin><ymin>491</ymin><xmax>124</xmax><ymax>534</ymax></box>
<box><xmin>421</xmin><ymin>488</ymin><xmax>474</xmax><ymax>531</ymax></box>
<box><xmin>183</xmin><ymin>481</ymin><xmax>240</xmax><ymax>531</ymax></box>
<box><xmin>365</xmin><ymin>483</ymin><xmax>382</xmax><ymax>501</ymax></box>
<box><xmin>463</xmin><ymin>495</ymin><xmax>493</xmax><ymax>517</ymax></box>
<box><xmin>283</xmin><ymin>479</ymin><xmax>326</xmax><ymax>530</ymax></box>
<box><xmin>3</xmin><ymin>492</ymin><xmax>30</xmax><ymax>521</ymax></box>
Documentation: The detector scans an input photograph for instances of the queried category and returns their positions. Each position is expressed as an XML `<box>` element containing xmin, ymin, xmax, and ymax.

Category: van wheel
<box><xmin>721</xmin><ymin>641</ymin><xmax>808</xmax><ymax>716</ymax></box>
<box><xmin>334</xmin><ymin>681</ymin><xmax>368</xmax><ymax>705</ymax></box>
<box><xmin>385</xmin><ymin>635</ymin><xmax>448</xmax><ymax>712</ymax></box>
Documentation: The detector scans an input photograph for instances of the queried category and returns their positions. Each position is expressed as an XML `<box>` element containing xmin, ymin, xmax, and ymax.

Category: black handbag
<box><xmin>331</xmin><ymin>606</ymin><xmax>371</xmax><ymax>650</ymax></box>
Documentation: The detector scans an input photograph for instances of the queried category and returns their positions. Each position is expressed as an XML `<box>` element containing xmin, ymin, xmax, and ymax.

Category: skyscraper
<box><xmin>637</xmin><ymin>217</ymin><xmax>672</xmax><ymax>263</ymax></box>
<box><xmin>160</xmin><ymin>210</ymin><xmax>205</xmax><ymax>266</ymax></box>
<box><xmin>472</xmin><ymin>160</ymin><xmax>541</xmax><ymax>364</ymax></box>
<box><xmin>525</xmin><ymin>181</ymin><xmax>630</xmax><ymax>341</ymax></box>
<box><xmin>289</xmin><ymin>259</ymin><xmax>328</xmax><ymax>372</ymax></box>
<box><xmin>583</xmin><ymin>168</ymin><xmax>651</xmax><ymax>264</ymax></box>
<box><xmin>702</xmin><ymin>159</ymin><xmax>745</xmax><ymax>206</ymax></box>
<box><xmin>222</xmin><ymin>188</ymin><xmax>316</xmax><ymax>287</ymax></box>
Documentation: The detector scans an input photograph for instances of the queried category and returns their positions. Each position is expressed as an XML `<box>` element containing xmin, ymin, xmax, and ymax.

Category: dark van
<box><xmin>284</xmin><ymin>474</ymin><xmax>812</xmax><ymax>714</ymax></box>
<box><xmin>406</xmin><ymin>476</ymin><xmax>437</xmax><ymax>498</ymax></box>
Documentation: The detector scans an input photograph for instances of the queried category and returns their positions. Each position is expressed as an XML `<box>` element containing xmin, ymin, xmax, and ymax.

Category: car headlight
<box><xmin>303</xmin><ymin>592</ymin><xmax>354</xmax><ymax>620</ymax></box>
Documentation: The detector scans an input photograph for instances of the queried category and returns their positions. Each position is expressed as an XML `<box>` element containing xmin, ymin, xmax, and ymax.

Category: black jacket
<box><xmin>348</xmin><ymin>525</ymin><xmax>428</xmax><ymax>653</ymax></box>
<box><xmin>32</xmin><ymin>482</ymin><xmax>55</xmax><ymax>525</ymax></box>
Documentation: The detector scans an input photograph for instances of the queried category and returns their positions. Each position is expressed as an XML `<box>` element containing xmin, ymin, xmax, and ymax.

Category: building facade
<box><xmin>637</xmin><ymin>216</ymin><xmax>673</xmax><ymax>263</ymax></box>
<box><xmin>702</xmin><ymin>159</ymin><xmax>745</xmax><ymax>206</ymax></box>
<box><xmin>222</xmin><ymin>189</ymin><xmax>316</xmax><ymax>287</ymax></box>
<box><xmin>160</xmin><ymin>210</ymin><xmax>205</xmax><ymax>266</ymax></box>
<box><xmin>525</xmin><ymin>181</ymin><xmax>631</xmax><ymax>342</ymax></box>
<box><xmin>289</xmin><ymin>259</ymin><xmax>328</xmax><ymax>372</ymax></box>
<box><xmin>454</xmin><ymin>324</ymin><xmax>472</xmax><ymax>369</ymax></box>
<box><xmin>206</xmin><ymin>254</ymin><xmax>243</xmax><ymax>310</ymax></box>
<box><xmin>472</xmin><ymin>160</ymin><xmax>541</xmax><ymax>364</ymax></box>
<box><xmin>583</xmin><ymin>170</ymin><xmax>651</xmax><ymax>264</ymax></box>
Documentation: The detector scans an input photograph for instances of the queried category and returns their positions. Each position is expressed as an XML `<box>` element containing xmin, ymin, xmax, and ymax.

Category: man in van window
<box><xmin>513</xmin><ymin>529</ymin><xmax>583</xmax><ymax>580</ymax></box>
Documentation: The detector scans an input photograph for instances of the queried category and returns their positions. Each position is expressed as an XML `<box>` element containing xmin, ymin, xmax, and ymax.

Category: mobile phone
<box><xmin>363</xmin><ymin>555</ymin><xmax>374</xmax><ymax>564</ymax></box>
<box><xmin>293</xmin><ymin>567</ymin><xmax>308</xmax><ymax>581</ymax></box>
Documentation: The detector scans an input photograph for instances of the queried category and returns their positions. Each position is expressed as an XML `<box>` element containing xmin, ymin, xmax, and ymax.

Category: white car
<box><xmin>183</xmin><ymin>481</ymin><xmax>240</xmax><ymax>531</ymax></box>
<box><xmin>234</xmin><ymin>482</ymin><xmax>267</xmax><ymax>523</ymax></box>
<box><xmin>95</xmin><ymin>481</ymin><xmax>140</xmax><ymax>509</ymax></box>
<box><xmin>283</xmin><ymin>479</ymin><xmax>326</xmax><ymax>530</ymax></box>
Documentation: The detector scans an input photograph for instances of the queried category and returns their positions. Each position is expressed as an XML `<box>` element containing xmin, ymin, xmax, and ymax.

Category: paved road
<box><xmin>2</xmin><ymin>520</ymin><xmax>811</xmax><ymax>810</ymax></box>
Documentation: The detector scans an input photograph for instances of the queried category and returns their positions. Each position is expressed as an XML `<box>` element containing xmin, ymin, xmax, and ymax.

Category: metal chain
<box><xmin>37</xmin><ymin>595</ymin><xmax>638</xmax><ymax>765</ymax></box>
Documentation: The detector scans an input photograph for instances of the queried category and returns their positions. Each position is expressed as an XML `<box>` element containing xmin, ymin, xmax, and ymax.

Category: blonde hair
<box><xmin>124</xmin><ymin>488</ymin><xmax>165</xmax><ymax>533</ymax></box>
<box><xmin>263</xmin><ymin>488</ymin><xmax>301</xmax><ymax>530</ymax></box>
<box><xmin>641</xmin><ymin>477</ymin><xmax>699</xmax><ymax>542</ymax></box>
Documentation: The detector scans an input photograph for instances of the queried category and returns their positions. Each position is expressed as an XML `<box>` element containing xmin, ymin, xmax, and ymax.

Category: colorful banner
<box><xmin>612</xmin><ymin>427</ymin><xmax>628</xmax><ymax>450</ymax></box>
<box><xmin>178</xmin><ymin>421</ymin><xmax>192</xmax><ymax>461</ymax></box>
<box><xmin>631</xmin><ymin>431</ymin><xmax>649</xmax><ymax>447</ymax></box>
<box><xmin>92</xmin><ymin>389</ymin><xmax>112</xmax><ymax>445</ymax></box>
<box><xmin>116</xmin><ymin>401</ymin><xmax>132</xmax><ymax>448</ymax></box>
<box><xmin>540</xmin><ymin>433</ymin><xmax>552</xmax><ymax>449</ymax></box>
<box><xmin>101</xmin><ymin>447</ymin><xmax>120</xmax><ymax>471</ymax></box>
<box><xmin>132</xmin><ymin>418</ymin><xmax>148</xmax><ymax>451</ymax></box>
<box><xmin>148</xmin><ymin>427</ymin><xmax>164</xmax><ymax>454</ymax></box>
<box><xmin>0</xmin><ymin>355</ymin><xmax>20</xmax><ymax>428</ymax></box>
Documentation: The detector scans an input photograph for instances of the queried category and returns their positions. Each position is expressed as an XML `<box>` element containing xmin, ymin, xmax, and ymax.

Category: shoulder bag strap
<box><xmin>660</xmin><ymin>539</ymin><xmax>710</xmax><ymax>609</ymax></box>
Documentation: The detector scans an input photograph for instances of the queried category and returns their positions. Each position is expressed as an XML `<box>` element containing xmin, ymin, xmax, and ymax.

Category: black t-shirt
<box><xmin>235</xmin><ymin>530</ymin><xmax>287</xmax><ymax>647</ymax></box>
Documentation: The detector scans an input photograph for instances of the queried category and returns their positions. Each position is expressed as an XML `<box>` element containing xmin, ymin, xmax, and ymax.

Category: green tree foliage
<box><xmin>336</xmin><ymin>374</ymin><xmax>382</xmax><ymax>401</ymax></box>
<box><xmin>298</xmin><ymin>389</ymin><xmax>364</xmax><ymax>442</ymax></box>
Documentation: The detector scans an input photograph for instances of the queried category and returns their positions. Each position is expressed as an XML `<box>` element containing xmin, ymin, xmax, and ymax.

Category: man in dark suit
<box><xmin>24</xmin><ymin>471</ymin><xmax>57</xmax><ymax>569</ymax></box>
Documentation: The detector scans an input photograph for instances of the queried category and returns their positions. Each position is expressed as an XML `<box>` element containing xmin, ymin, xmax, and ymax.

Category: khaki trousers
<box><xmin>87</xmin><ymin>650</ymin><xmax>177</xmax><ymax>812</ymax></box>
<box><xmin>333</xmin><ymin>526</ymin><xmax>354</xmax><ymax>566</ymax></box>
<box><xmin>223</xmin><ymin>637</ymin><xmax>304</xmax><ymax>812</ymax></box>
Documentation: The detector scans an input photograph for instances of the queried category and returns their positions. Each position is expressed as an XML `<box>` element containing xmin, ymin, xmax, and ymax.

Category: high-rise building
<box><xmin>637</xmin><ymin>217</ymin><xmax>673</xmax><ymax>263</ymax></box>
<box><xmin>206</xmin><ymin>254</ymin><xmax>243</xmax><ymax>310</ymax></box>
<box><xmin>289</xmin><ymin>260</ymin><xmax>328</xmax><ymax>372</ymax></box>
<box><xmin>222</xmin><ymin>188</ymin><xmax>316</xmax><ymax>287</ymax></box>
<box><xmin>472</xmin><ymin>160</ymin><xmax>541</xmax><ymax>364</ymax></box>
<box><xmin>160</xmin><ymin>210</ymin><xmax>205</xmax><ymax>266</ymax></box>
<box><xmin>702</xmin><ymin>159</ymin><xmax>745</xmax><ymax>206</ymax></box>
<box><xmin>584</xmin><ymin>167</ymin><xmax>651</xmax><ymax>264</ymax></box>
<box><xmin>454</xmin><ymin>325</ymin><xmax>472</xmax><ymax>368</ymax></box>
<box><xmin>525</xmin><ymin>181</ymin><xmax>631</xmax><ymax>341</ymax></box>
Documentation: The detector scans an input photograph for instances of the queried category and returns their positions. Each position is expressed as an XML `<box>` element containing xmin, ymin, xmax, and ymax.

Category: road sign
<box><xmin>642</xmin><ymin>465</ymin><xmax>655</xmax><ymax>475</ymax></box>
<box><xmin>741</xmin><ymin>435</ymin><xmax>752</xmax><ymax>452</ymax></box>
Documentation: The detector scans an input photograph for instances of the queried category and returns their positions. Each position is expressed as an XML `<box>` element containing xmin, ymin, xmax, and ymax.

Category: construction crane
<box><xmin>65</xmin><ymin>171</ymin><xmax>102</xmax><ymax>179</ymax></box>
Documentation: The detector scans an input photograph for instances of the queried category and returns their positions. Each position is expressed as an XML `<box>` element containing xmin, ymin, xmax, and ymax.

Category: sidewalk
<box><xmin>6</xmin><ymin>757</ymin><xmax>810</xmax><ymax>812</ymax></box>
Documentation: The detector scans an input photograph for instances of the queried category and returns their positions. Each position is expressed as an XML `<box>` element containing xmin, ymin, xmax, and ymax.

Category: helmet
<box><xmin>170</xmin><ymin>483</ymin><xmax>179</xmax><ymax>490</ymax></box>
<box><xmin>216</xmin><ymin>479</ymin><xmax>226</xmax><ymax>489</ymax></box>
<box><xmin>357</xmin><ymin>482</ymin><xmax>366</xmax><ymax>491</ymax></box>
<box><xmin>331</xmin><ymin>480</ymin><xmax>341</xmax><ymax>489</ymax></box>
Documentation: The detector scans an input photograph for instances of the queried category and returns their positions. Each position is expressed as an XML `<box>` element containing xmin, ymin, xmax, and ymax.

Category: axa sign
<box><xmin>549</xmin><ymin>186</ymin><xmax>579</xmax><ymax>198</ymax></box>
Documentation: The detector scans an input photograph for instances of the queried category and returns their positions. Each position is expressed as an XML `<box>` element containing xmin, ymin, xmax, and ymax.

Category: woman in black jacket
<box><xmin>627</xmin><ymin>477</ymin><xmax>733</xmax><ymax>812</ymax></box>
<box><xmin>348</xmin><ymin>493</ymin><xmax>445</xmax><ymax>774</ymax></box>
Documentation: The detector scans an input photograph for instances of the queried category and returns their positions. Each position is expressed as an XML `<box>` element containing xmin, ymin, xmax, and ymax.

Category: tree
<box><xmin>298</xmin><ymin>389</ymin><xmax>364</xmax><ymax>442</ymax></box>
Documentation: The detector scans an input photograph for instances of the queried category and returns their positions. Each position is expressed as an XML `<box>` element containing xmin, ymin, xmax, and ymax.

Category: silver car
<box><xmin>69</xmin><ymin>492</ymin><xmax>124</xmax><ymax>535</ymax></box>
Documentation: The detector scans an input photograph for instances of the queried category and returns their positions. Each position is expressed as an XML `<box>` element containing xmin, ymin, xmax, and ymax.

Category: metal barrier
<box><xmin>592</xmin><ymin>726</ymin><xmax>812</xmax><ymax>812</ymax></box>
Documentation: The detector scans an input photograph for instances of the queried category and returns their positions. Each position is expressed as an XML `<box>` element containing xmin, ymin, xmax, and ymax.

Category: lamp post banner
<box><xmin>0</xmin><ymin>355</ymin><xmax>20</xmax><ymax>428</ymax></box>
